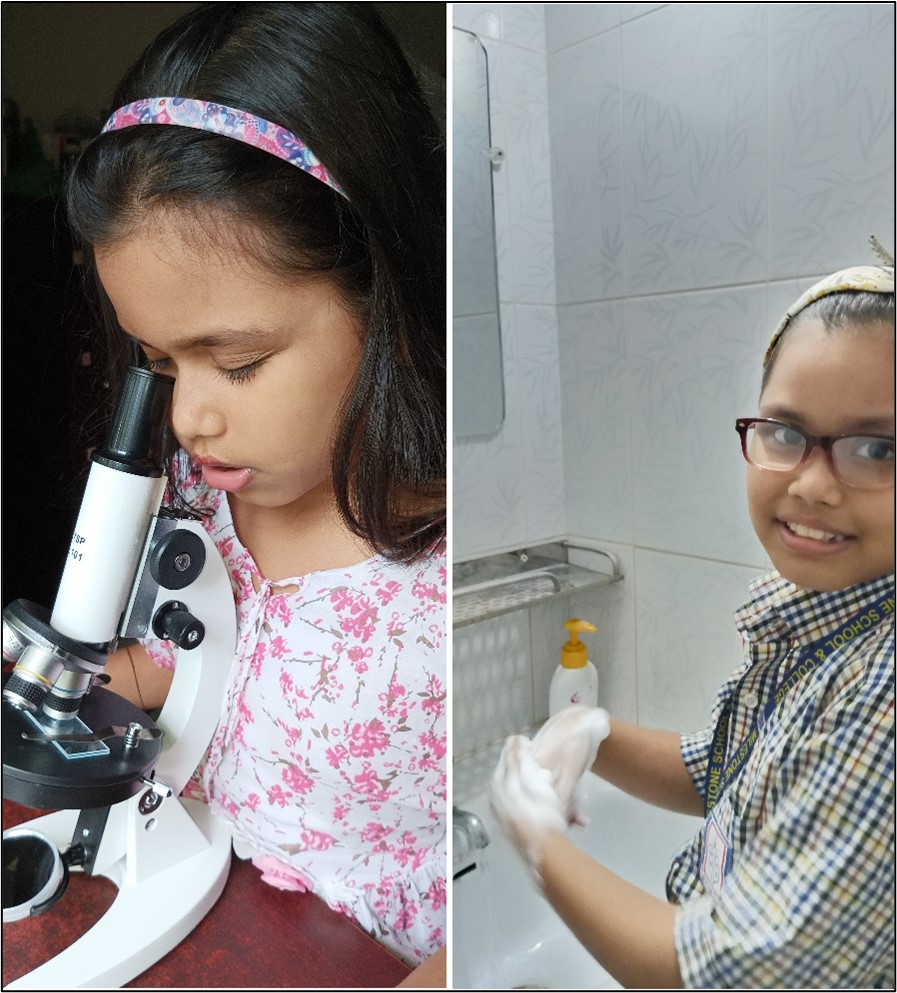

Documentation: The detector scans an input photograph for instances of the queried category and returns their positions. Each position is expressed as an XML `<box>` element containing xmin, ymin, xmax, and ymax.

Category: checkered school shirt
<box><xmin>667</xmin><ymin>570</ymin><xmax>895</xmax><ymax>989</ymax></box>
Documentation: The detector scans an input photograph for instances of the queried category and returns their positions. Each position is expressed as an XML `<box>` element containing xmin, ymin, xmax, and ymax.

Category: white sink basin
<box><xmin>452</xmin><ymin>774</ymin><xmax>701</xmax><ymax>990</ymax></box>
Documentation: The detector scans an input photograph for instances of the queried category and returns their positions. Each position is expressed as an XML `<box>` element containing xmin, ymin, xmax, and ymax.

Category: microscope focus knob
<box><xmin>149</xmin><ymin>530</ymin><xmax>206</xmax><ymax>590</ymax></box>
<box><xmin>152</xmin><ymin>601</ymin><xmax>205</xmax><ymax>650</ymax></box>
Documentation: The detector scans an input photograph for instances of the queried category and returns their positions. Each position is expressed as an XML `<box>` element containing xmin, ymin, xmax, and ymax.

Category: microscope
<box><xmin>2</xmin><ymin>367</ymin><xmax>237</xmax><ymax>988</ymax></box>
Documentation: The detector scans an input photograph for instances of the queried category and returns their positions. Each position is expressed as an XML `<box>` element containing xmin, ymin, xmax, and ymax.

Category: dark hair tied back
<box><xmin>761</xmin><ymin>290</ymin><xmax>894</xmax><ymax>393</ymax></box>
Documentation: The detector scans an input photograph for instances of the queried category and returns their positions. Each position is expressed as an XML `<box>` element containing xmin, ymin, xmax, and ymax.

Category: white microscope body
<box><xmin>2</xmin><ymin>368</ymin><xmax>237</xmax><ymax>988</ymax></box>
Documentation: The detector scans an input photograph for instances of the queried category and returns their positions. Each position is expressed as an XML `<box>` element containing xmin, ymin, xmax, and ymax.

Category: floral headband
<box><xmin>764</xmin><ymin>235</ymin><xmax>894</xmax><ymax>365</ymax></box>
<box><xmin>101</xmin><ymin>97</ymin><xmax>347</xmax><ymax>199</ymax></box>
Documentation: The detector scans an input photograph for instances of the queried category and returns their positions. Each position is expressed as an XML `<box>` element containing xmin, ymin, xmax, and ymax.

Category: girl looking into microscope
<box><xmin>65</xmin><ymin>3</ymin><xmax>446</xmax><ymax>983</ymax></box>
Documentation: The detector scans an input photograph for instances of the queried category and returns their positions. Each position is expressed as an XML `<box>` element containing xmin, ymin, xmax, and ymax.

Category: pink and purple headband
<box><xmin>101</xmin><ymin>97</ymin><xmax>347</xmax><ymax>199</ymax></box>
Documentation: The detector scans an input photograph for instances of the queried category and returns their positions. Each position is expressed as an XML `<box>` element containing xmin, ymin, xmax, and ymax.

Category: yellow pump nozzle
<box><xmin>561</xmin><ymin>618</ymin><xmax>596</xmax><ymax>669</ymax></box>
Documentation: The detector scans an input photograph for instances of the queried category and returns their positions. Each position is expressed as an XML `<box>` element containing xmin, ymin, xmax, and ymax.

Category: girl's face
<box><xmin>95</xmin><ymin>217</ymin><xmax>362</xmax><ymax>514</ymax></box>
<box><xmin>748</xmin><ymin>317</ymin><xmax>895</xmax><ymax>591</ymax></box>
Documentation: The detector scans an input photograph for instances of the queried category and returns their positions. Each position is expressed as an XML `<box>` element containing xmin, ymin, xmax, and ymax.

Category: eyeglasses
<box><xmin>735</xmin><ymin>418</ymin><xmax>895</xmax><ymax>490</ymax></box>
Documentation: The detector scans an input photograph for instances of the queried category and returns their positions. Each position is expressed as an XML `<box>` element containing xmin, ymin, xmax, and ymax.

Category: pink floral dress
<box><xmin>142</xmin><ymin>470</ymin><xmax>446</xmax><ymax>966</ymax></box>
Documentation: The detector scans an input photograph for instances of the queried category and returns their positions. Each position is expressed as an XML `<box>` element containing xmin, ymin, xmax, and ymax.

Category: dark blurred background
<box><xmin>1</xmin><ymin>2</ymin><xmax>446</xmax><ymax>609</ymax></box>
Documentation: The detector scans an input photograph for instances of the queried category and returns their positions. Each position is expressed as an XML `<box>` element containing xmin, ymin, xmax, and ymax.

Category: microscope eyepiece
<box><xmin>93</xmin><ymin>367</ymin><xmax>175</xmax><ymax>475</ymax></box>
<box><xmin>51</xmin><ymin>367</ymin><xmax>174</xmax><ymax>648</ymax></box>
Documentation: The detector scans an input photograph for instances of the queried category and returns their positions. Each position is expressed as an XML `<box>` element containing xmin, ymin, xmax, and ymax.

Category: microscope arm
<box><xmin>7</xmin><ymin>516</ymin><xmax>238</xmax><ymax>990</ymax></box>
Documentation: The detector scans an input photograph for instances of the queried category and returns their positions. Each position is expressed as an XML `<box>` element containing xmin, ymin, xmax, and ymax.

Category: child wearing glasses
<box><xmin>490</xmin><ymin>243</ymin><xmax>895</xmax><ymax>988</ymax></box>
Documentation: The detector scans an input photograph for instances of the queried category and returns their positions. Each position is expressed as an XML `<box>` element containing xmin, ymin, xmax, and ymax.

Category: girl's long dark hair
<box><xmin>66</xmin><ymin>2</ymin><xmax>445</xmax><ymax>562</ymax></box>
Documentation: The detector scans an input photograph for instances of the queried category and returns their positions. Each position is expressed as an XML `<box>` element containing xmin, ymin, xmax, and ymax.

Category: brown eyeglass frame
<box><xmin>735</xmin><ymin>417</ymin><xmax>895</xmax><ymax>488</ymax></box>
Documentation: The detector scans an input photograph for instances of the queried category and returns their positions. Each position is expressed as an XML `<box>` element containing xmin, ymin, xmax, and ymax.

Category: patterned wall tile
<box><xmin>627</xmin><ymin>285</ymin><xmax>770</xmax><ymax>568</ymax></box>
<box><xmin>548</xmin><ymin>29</ymin><xmax>625</xmax><ymax>304</ymax></box>
<box><xmin>559</xmin><ymin>300</ymin><xmax>633</xmax><ymax>543</ymax></box>
<box><xmin>544</xmin><ymin>3</ymin><xmax>619</xmax><ymax>53</ymax></box>
<box><xmin>499</xmin><ymin>1</ymin><xmax>546</xmax><ymax>52</ymax></box>
<box><xmin>768</xmin><ymin>2</ymin><xmax>895</xmax><ymax>277</ymax></box>
<box><xmin>501</xmin><ymin>41</ymin><xmax>557</xmax><ymax>306</ymax></box>
<box><xmin>622</xmin><ymin>3</ymin><xmax>768</xmax><ymax>294</ymax></box>
<box><xmin>619</xmin><ymin>3</ymin><xmax>671</xmax><ymax>23</ymax></box>
<box><xmin>634</xmin><ymin>549</ymin><xmax>763</xmax><ymax>731</ymax></box>
<box><xmin>516</xmin><ymin>304</ymin><xmax>566</xmax><ymax>540</ymax></box>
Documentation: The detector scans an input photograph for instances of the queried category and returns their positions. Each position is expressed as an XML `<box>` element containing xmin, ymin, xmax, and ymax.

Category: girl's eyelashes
<box><xmin>219</xmin><ymin>359</ymin><xmax>265</xmax><ymax>384</ymax></box>
<box><xmin>142</xmin><ymin>353</ymin><xmax>266</xmax><ymax>384</ymax></box>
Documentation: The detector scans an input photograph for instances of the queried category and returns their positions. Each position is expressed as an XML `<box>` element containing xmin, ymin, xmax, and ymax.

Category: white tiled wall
<box><xmin>620</xmin><ymin>3</ymin><xmax>769</xmax><ymax>294</ymax></box>
<box><xmin>767</xmin><ymin>3</ymin><xmax>896</xmax><ymax>276</ymax></box>
<box><xmin>453</xmin><ymin>2</ymin><xmax>895</xmax><ymax>779</ymax></box>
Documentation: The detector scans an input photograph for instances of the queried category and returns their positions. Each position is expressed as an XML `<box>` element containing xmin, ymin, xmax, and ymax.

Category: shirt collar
<box><xmin>736</xmin><ymin>570</ymin><xmax>896</xmax><ymax>646</ymax></box>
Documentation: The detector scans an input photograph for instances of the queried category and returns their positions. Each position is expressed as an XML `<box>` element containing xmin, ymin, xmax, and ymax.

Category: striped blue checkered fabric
<box><xmin>668</xmin><ymin>570</ymin><xmax>895</xmax><ymax>988</ymax></box>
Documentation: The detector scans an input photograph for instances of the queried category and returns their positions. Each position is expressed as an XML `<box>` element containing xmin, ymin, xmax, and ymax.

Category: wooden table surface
<box><xmin>3</xmin><ymin>799</ymin><xmax>411</xmax><ymax>989</ymax></box>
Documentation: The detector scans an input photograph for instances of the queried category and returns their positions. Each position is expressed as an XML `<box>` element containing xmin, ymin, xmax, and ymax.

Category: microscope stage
<box><xmin>2</xmin><ymin>688</ymin><xmax>162</xmax><ymax>810</ymax></box>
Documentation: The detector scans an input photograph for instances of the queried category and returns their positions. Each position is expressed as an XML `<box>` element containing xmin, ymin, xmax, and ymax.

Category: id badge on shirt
<box><xmin>701</xmin><ymin>810</ymin><xmax>733</xmax><ymax>896</ymax></box>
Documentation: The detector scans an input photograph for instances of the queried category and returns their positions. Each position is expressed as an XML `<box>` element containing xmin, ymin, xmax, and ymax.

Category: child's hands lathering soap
<box><xmin>532</xmin><ymin>705</ymin><xmax>611</xmax><ymax>826</ymax></box>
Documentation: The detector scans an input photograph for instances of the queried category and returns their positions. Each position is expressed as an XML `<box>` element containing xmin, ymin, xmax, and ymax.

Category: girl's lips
<box><xmin>200</xmin><ymin>464</ymin><xmax>254</xmax><ymax>493</ymax></box>
<box><xmin>776</xmin><ymin>519</ymin><xmax>855</xmax><ymax>555</ymax></box>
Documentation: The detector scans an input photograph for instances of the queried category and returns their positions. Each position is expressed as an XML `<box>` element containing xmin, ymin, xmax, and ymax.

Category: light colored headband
<box><xmin>764</xmin><ymin>235</ymin><xmax>894</xmax><ymax>365</ymax></box>
<box><xmin>101</xmin><ymin>97</ymin><xmax>347</xmax><ymax>199</ymax></box>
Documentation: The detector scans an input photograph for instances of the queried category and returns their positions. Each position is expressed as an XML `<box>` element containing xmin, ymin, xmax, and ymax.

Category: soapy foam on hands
<box><xmin>532</xmin><ymin>706</ymin><xmax>611</xmax><ymax>825</ymax></box>
<box><xmin>490</xmin><ymin>707</ymin><xmax>611</xmax><ymax>866</ymax></box>
<box><xmin>491</xmin><ymin>735</ymin><xmax>567</xmax><ymax>867</ymax></box>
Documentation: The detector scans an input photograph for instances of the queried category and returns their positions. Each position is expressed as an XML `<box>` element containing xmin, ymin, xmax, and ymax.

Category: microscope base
<box><xmin>5</xmin><ymin>799</ymin><xmax>231</xmax><ymax>990</ymax></box>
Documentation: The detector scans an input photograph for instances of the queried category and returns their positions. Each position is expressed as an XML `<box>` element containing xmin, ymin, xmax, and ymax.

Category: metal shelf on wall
<box><xmin>453</xmin><ymin>540</ymin><xmax>623</xmax><ymax>628</ymax></box>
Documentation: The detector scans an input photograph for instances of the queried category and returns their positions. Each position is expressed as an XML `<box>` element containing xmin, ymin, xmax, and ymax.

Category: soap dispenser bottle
<box><xmin>549</xmin><ymin>618</ymin><xmax>599</xmax><ymax>716</ymax></box>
